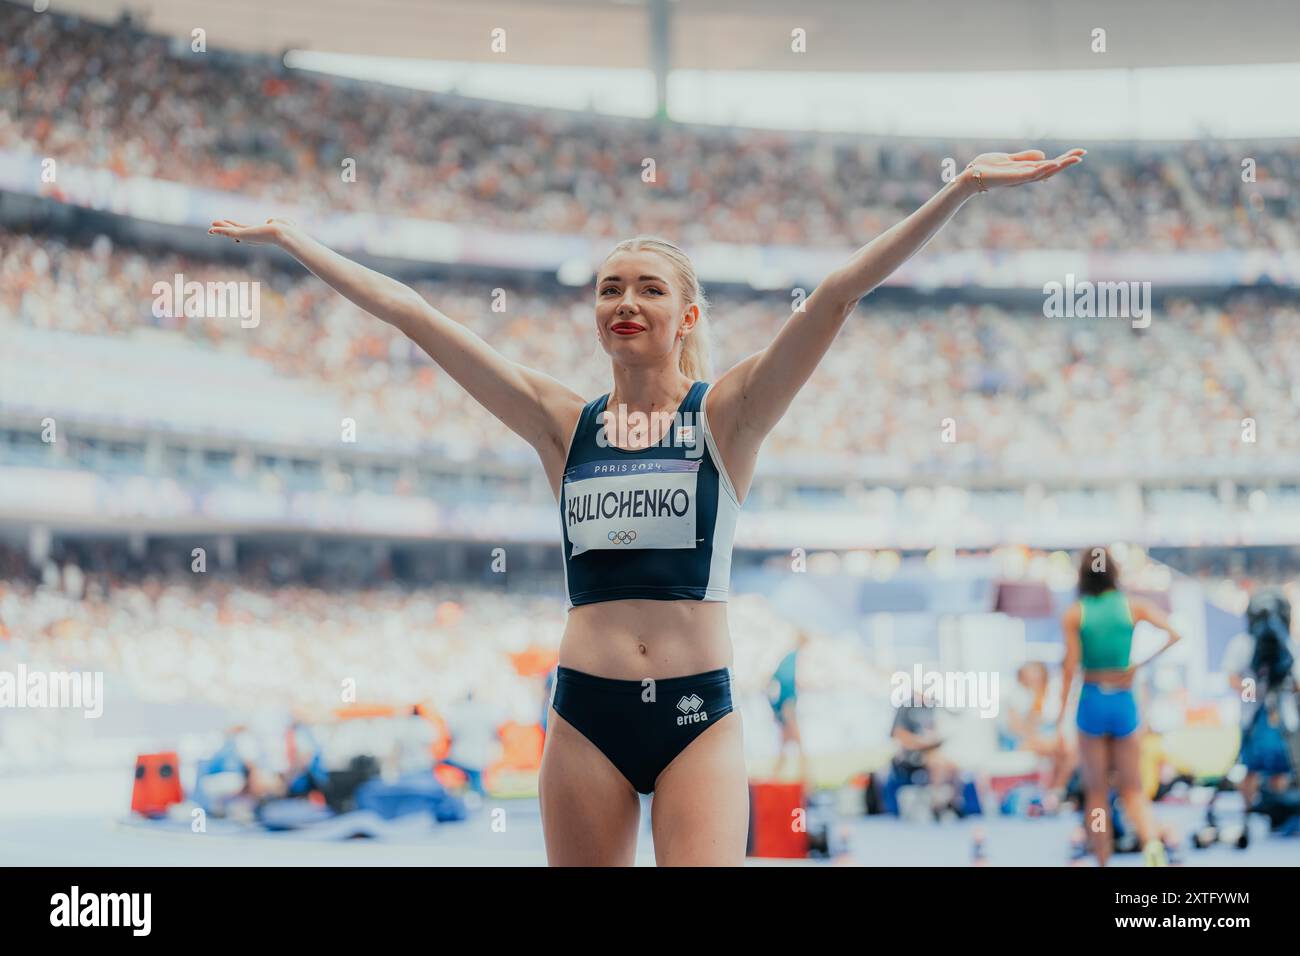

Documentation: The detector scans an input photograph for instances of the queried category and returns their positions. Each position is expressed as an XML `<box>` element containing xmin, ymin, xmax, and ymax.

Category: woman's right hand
<box><xmin>208</xmin><ymin>217</ymin><xmax>295</xmax><ymax>246</ymax></box>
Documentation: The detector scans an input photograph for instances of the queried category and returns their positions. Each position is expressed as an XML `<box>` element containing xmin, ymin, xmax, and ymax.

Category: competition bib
<box><xmin>563</xmin><ymin>458</ymin><xmax>699</xmax><ymax>556</ymax></box>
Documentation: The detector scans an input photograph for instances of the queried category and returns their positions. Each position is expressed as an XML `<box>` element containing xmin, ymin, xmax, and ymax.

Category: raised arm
<box><xmin>209</xmin><ymin>218</ymin><xmax>584</xmax><ymax>471</ymax></box>
<box><xmin>706</xmin><ymin>149</ymin><xmax>1086</xmax><ymax>450</ymax></box>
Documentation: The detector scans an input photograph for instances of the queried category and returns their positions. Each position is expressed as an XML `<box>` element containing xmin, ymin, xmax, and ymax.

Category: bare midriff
<box><xmin>559</xmin><ymin>599</ymin><xmax>732</xmax><ymax>679</ymax></box>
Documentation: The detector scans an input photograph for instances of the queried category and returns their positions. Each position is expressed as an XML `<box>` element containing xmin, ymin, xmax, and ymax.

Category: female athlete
<box><xmin>212</xmin><ymin>146</ymin><xmax>1084</xmax><ymax>865</ymax></box>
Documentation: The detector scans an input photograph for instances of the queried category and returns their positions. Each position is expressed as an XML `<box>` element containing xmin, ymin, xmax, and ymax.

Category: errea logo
<box><xmin>676</xmin><ymin>694</ymin><xmax>708</xmax><ymax>725</ymax></box>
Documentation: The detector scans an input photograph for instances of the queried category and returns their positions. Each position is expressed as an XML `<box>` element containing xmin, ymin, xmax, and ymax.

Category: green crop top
<box><xmin>1078</xmin><ymin>589</ymin><xmax>1134</xmax><ymax>670</ymax></box>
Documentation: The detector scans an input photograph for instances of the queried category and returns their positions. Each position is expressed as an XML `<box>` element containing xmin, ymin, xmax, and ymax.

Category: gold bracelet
<box><xmin>965</xmin><ymin>164</ymin><xmax>988</xmax><ymax>193</ymax></box>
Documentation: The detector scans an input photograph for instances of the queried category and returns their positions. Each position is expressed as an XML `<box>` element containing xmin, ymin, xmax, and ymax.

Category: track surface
<box><xmin>0</xmin><ymin>772</ymin><xmax>1291</xmax><ymax>866</ymax></box>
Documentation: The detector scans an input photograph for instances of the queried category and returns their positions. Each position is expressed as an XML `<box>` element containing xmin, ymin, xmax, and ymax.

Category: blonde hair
<box><xmin>602</xmin><ymin>235</ymin><xmax>714</xmax><ymax>382</ymax></box>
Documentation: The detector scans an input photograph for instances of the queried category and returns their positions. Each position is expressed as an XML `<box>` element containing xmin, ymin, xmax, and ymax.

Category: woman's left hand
<box><xmin>964</xmin><ymin>148</ymin><xmax>1086</xmax><ymax>191</ymax></box>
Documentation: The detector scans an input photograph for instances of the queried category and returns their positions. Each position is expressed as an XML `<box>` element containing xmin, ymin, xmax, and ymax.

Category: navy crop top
<box><xmin>558</xmin><ymin>380</ymin><xmax>742</xmax><ymax>610</ymax></box>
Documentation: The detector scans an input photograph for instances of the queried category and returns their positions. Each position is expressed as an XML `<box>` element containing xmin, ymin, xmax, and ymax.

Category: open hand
<box><xmin>208</xmin><ymin>217</ymin><xmax>295</xmax><ymax>245</ymax></box>
<box><xmin>964</xmin><ymin>148</ymin><xmax>1085</xmax><ymax>190</ymax></box>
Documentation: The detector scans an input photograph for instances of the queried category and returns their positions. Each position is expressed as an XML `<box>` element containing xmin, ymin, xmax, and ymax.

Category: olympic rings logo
<box><xmin>607</xmin><ymin>530</ymin><xmax>638</xmax><ymax>545</ymax></box>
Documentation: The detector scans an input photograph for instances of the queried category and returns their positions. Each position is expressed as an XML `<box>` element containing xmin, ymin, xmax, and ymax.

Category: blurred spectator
<box><xmin>891</xmin><ymin>688</ymin><xmax>958</xmax><ymax>789</ymax></box>
<box><xmin>394</xmin><ymin>706</ymin><xmax>437</xmax><ymax>778</ymax></box>
<box><xmin>1223</xmin><ymin>592</ymin><xmax>1300</xmax><ymax>813</ymax></box>
<box><xmin>998</xmin><ymin>662</ymin><xmax>1077</xmax><ymax>808</ymax></box>
<box><xmin>437</xmin><ymin>691</ymin><xmax>499</xmax><ymax>798</ymax></box>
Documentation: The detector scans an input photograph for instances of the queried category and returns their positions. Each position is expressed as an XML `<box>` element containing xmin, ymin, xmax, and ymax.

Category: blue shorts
<box><xmin>1076</xmin><ymin>683</ymin><xmax>1139</xmax><ymax>738</ymax></box>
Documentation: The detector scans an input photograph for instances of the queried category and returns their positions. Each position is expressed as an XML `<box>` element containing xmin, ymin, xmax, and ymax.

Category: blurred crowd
<box><xmin>0</xmin><ymin>538</ymin><xmax>1273</xmax><ymax>801</ymax></box>
<box><xmin>0</xmin><ymin>542</ymin><xmax>554</xmax><ymax>720</ymax></box>
<box><xmin>3</xmin><ymin>229</ymin><xmax>1298</xmax><ymax>474</ymax></box>
<box><xmin>2</xmin><ymin>4</ymin><xmax>1295</xmax><ymax>252</ymax></box>
<box><xmin>0</xmin><ymin>539</ymin><xmax>790</xmax><ymax>703</ymax></box>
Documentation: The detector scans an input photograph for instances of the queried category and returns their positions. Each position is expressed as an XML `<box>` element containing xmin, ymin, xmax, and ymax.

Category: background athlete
<box><xmin>1056</xmin><ymin>547</ymin><xmax>1183</xmax><ymax>866</ymax></box>
<box><xmin>769</xmin><ymin>629</ymin><xmax>811</xmax><ymax>790</ymax></box>
<box><xmin>211</xmin><ymin>146</ymin><xmax>1083</xmax><ymax>865</ymax></box>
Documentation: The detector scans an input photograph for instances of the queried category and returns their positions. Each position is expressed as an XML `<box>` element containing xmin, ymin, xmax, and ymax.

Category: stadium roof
<box><xmin>45</xmin><ymin>0</ymin><xmax>1300</xmax><ymax>71</ymax></box>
